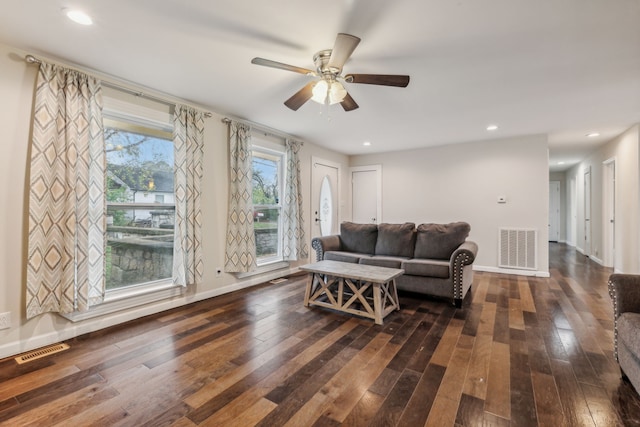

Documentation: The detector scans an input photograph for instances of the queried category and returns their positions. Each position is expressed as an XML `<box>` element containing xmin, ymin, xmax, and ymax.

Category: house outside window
<box><xmin>104</xmin><ymin>119</ymin><xmax>175</xmax><ymax>290</ymax></box>
<box><xmin>252</xmin><ymin>144</ymin><xmax>284</xmax><ymax>265</ymax></box>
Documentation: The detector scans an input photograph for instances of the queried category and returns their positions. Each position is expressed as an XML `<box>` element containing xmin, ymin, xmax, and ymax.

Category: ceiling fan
<box><xmin>251</xmin><ymin>33</ymin><xmax>410</xmax><ymax>112</ymax></box>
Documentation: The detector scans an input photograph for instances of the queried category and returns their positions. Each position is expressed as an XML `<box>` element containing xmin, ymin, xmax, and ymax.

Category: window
<box><xmin>104</xmin><ymin>118</ymin><xmax>175</xmax><ymax>291</ymax></box>
<box><xmin>252</xmin><ymin>145</ymin><xmax>284</xmax><ymax>265</ymax></box>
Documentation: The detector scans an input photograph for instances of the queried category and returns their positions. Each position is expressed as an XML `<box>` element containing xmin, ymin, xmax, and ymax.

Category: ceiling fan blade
<box><xmin>340</xmin><ymin>93</ymin><xmax>359</xmax><ymax>111</ymax></box>
<box><xmin>284</xmin><ymin>81</ymin><xmax>316</xmax><ymax>111</ymax></box>
<box><xmin>251</xmin><ymin>57</ymin><xmax>315</xmax><ymax>75</ymax></box>
<box><xmin>327</xmin><ymin>33</ymin><xmax>361</xmax><ymax>72</ymax></box>
<box><xmin>345</xmin><ymin>74</ymin><xmax>410</xmax><ymax>87</ymax></box>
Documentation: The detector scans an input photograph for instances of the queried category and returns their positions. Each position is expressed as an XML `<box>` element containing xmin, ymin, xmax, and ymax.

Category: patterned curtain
<box><xmin>224</xmin><ymin>121</ymin><xmax>257</xmax><ymax>272</ymax></box>
<box><xmin>283</xmin><ymin>139</ymin><xmax>308</xmax><ymax>260</ymax></box>
<box><xmin>172</xmin><ymin>105</ymin><xmax>204</xmax><ymax>286</ymax></box>
<box><xmin>26</xmin><ymin>62</ymin><xmax>105</xmax><ymax>319</ymax></box>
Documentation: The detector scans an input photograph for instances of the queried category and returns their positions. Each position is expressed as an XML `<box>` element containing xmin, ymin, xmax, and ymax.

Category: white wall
<box><xmin>565</xmin><ymin>125</ymin><xmax>640</xmax><ymax>273</ymax></box>
<box><xmin>0</xmin><ymin>42</ymin><xmax>351</xmax><ymax>359</ymax></box>
<box><xmin>350</xmin><ymin>135</ymin><xmax>550</xmax><ymax>275</ymax></box>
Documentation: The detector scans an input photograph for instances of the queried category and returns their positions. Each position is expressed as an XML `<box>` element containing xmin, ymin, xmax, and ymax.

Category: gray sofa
<box><xmin>608</xmin><ymin>274</ymin><xmax>640</xmax><ymax>394</ymax></box>
<box><xmin>311</xmin><ymin>222</ymin><xmax>478</xmax><ymax>307</ymax></box>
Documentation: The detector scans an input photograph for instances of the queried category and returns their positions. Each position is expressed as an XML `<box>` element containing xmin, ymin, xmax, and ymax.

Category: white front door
<box><xmin>311</xmin><ymin>157</ymin><xmax>340</xmax><ymax>237</ymax></box>
<box><xmin>351</xmin><ymin>165</ymin><xmax>381</xmax><ymax>224</ymax></box>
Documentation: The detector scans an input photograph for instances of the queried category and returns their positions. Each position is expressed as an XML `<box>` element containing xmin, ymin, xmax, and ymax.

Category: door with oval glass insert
<box><xmin>311</xmin><ymin>158</ymin><xmax>339</xmax><ymax>237</ymax></box>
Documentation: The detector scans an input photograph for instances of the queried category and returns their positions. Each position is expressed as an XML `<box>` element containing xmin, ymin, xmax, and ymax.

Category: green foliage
<box><xmin>252</xmin><ymin>168</ymin><xmax>278</xmax><ymax>205</ymax></box>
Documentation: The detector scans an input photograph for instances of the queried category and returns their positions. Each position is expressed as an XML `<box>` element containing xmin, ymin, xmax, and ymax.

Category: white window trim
<box><xmin>235</xmin><ymin>260</ymin><xmax>290</xmax><ymax>279</ymax></box>
<box><xmin>60</xmin><ymin>279</ymin><xmax>184</xmax><ymax>322</ymax></box>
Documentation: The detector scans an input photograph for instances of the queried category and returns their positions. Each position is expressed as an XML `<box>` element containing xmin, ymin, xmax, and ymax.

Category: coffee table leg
<box><xmin>303</xmin><ymin>273</ymin><xmax>313</xmax><ymax>307</ymax></box>
<box><xmin>392</xmin><ymin>279</ymin><xmax>400</xmax><ymax>311</ymax></box>
<box><xmin>373</xmin><ymin>283</ymin><xmax>382</xmax><ymax>325</ymax></box>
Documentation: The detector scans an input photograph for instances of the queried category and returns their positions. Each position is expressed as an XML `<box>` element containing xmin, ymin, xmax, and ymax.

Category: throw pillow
<box><xmin>340</xmin><ymin>222</ymin><xmax>378</xmax><ymax>254</ymax></box>
<box><xmin>374</xmin><ymin>223</ymin><xmax>416</xmax><ymax>257</ymax></box>
<box><xmin>414</xmin><ymin>222</ymin><xmax>470</xmax><ymax>260</ymax></box>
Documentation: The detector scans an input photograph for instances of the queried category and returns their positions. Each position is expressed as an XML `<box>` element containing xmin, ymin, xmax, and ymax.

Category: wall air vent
<box><xmin>498</xmin><ymin>228</ymin><xmax>537</xmax><ymax>270</ymax></box>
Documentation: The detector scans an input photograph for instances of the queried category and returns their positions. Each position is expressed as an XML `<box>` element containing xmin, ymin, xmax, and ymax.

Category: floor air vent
<box><xmin>499</xmin><ymin>228</ymin><xmax>537</xmax><ymax>270</ymax></box>
<box><xmin>15</xmin><ymin>343</ymin><xmax>70</xmax><ymax>364</ymax></box>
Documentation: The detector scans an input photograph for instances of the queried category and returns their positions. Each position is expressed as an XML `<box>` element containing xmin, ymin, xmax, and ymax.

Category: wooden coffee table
<box><xmin>300</xmin><ymin>260</ymin><xmax>403</xmax><ymax>325</ymax></box>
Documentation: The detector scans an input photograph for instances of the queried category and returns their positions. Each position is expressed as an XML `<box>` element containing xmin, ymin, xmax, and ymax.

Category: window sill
<box><xmin>235</xmin><ymin>260</ymin><xmax>290</xmax><ymax>279</ymax></box>
<box><xmin>59</xmin><ymin>280</ymin><xmax>184</xmax><ymax>322</ymax></box>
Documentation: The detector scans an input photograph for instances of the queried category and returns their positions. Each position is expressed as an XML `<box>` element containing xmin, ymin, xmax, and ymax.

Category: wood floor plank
<box><xmin>484</xmin><ymin>341</ymin><xmax>511</xmax><ymax>419</ymax></box>
<box><xmin>340</xmin><ymin>390</ymin><xmax>386</xmax><ymax>427</ymax></box>
<box><xmin>424</xmin><ymin>395</ymin><xmax>459</xmax><ymax>427</ymax></box>
<box><xmin>396</xmin><ymin>363</ymin><xmax>446</xmax><ymax>426</ymax></box>
<box><xmin>510</xmin><ymin>334</ymin><xmax>538</xmax><ymax>426</ymax></box>
<box><xmin>368</xmin><ymin>368</ymin><xmax>421</xmax><ymax>426</ymax></box>
<box><xmin>531</xmin><ymin>371</ymin><xmax>566</xmax><ymax>427</ymax></box>
<box><xmin>462</xmin><ymin>331</ymin><xmax>493</xmax><ymax>400</ymax></box>
<box><xmin>550</xmin><ymin>358</ymin><xmax>596</xmax><ymax>426</ymax></box>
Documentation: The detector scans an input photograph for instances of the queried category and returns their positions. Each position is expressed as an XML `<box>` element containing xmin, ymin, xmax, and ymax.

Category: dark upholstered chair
<box><xmin>608</xmin><ymin>274</ymin><xmax>640</xmax><ymax>394</ymax></box>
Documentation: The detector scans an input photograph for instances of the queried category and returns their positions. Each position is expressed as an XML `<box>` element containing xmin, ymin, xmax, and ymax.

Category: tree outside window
<box><xmin>252</xmin><ymin>148</ymin><xmax>283</xmax><ymax>263</ymax></box>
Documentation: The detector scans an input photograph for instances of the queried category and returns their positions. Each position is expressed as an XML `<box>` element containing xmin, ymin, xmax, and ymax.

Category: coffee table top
<box><xmin>300</xmin><ymin>260</ymin><xmax>404</xmax><ymax>283</ymax></box>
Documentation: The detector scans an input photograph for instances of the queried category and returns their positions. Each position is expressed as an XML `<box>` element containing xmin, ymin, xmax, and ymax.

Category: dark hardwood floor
<box><xmin>2</xmin><ymin>243</ymin><xmax>640</xmax><ymax>426</ymax></box>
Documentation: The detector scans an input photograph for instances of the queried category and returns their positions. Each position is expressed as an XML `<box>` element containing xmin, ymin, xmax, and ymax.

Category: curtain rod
<box><xmin>221</xmin><ymin>117</ymin><xmax>304</xmax><ymax>144</ymax></box>
<box><xmin>25</xmin><ymin>54</ymin><xmax>212</xmax><ymax>118</ymax></box>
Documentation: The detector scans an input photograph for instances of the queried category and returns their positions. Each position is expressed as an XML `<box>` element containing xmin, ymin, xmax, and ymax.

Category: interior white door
<box><xmin>569</xmin><ymin>177</ymin><xmax>577</xmax><ymax>246</ymax></box>
<box><xmin>584</xmin><ymin>168</ymin><xmax>592</xmax><ymax>256</ymax></box>
<box><xmin>311</xmin><ymin>158</ymin><xmax>339</xmax><ymax>237</ymax></box>
<box><xmin>549</xmin><ymin>181</ymin><xmax>560</xmax><ymax>242</ymax></box>
<box><xmin>351</xmin><ymin>165</ymin><xmax>381</xmax><ymax>224</ymax></box>
<box><xmin>603</xmin><ymin>159</ymin><xmax>616</xmax><ymax>267</ymax></box>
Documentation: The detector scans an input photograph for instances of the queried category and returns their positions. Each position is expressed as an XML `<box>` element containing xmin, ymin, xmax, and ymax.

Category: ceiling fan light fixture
<box><xmin>311</xmin><ymin>80</ymin><xmax>347</xmax><ymax>105</ymax></box>
<box><xmin>330</xmin><ymin>81</ymin><xmax>347</xmax><ymax>103</ymax></box>
<box><xmin>311</xmin><ymin>80</ymin><xmax>328</xmax><ymax>104</ymax></box>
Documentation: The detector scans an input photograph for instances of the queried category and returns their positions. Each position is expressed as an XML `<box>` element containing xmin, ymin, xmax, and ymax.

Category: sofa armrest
<box><xmin>450</xmin><ymin>241</ymin><xmax>478</xmax><ymax>306</ymax></box>
<box><xmin>311</xmin><ymin>235</ymin><xmax>342</xmax><ymax>262</ymax></box>
<box><xmin>609</xmin><ymin>274</ymin><xmax>640</xmax><ymax>319</ymax></box>
<box><xmin>450</xmin><ymin>241</ymin><xmax>478</xmax><ymax>266</ymax></box>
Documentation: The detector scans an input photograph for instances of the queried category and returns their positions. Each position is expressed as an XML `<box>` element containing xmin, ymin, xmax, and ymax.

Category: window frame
<box><xmin>251</xmin><ymin>142</ymin><xmax>286</xmax><ymax>267</ymax></box>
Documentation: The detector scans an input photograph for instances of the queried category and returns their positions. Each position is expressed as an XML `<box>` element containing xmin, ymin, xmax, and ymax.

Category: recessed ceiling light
<box><xmin>486</xmin><ymin>125</ymin><xmax>498</xmax><ymax>131</ymax></box>
<box><xmin>558</xmin><ymin>161</ymin><xmax>566</xmax><ymax>165</ymax></box>
<box><xmin>363</xmin><ymin>141</ymin><xmax>371</xmax><ymax>146</ymax></box>
<box><xmin>65</xmin><ymin>9</ymin><xmax>93</xmax><ymax>25</ymax></box>
<box><xmin>586</xmin><ymin>132</ymin><xmax>600</xmax><ymax>138</ymax></box>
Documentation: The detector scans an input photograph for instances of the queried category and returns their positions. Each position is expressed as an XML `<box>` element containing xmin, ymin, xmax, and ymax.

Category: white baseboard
<box><xmin>589</xmin><ymin>255</ymin><xmax>604</xmax><ymax>266</ymax></box>
<box><xmin>0</xmin><ymin>266</ymin><xmax>301</xmax><ymax>360</ymax></box>
<box><xmin>473</xmin><ymin>265</ymin><xmax>550</xmax><ymax>278</ymax></box>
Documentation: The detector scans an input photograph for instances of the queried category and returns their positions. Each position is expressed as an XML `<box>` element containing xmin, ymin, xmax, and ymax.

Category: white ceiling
<box><xmin>1</xmin><ymin>0</ymin><xmax>639</xmax><ymax>172</ymax></box>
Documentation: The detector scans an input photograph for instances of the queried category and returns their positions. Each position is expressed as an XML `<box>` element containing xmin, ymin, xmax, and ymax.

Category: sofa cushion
<box><xmin>340</xmin><ymin>222</ymin><xmax>378</xmax><ymax>254</ymax></box>
<box><xmin>359</xmin><ymin>255</ymin><xmax>407</xmax><ymax>269</ymax></box>
<box><xmin>402</xmin><ymin>259</ymin><xmax>450</xmax><ymax>279</ymax></box>
<box><xmin>414</xmin><ymin>222</ymin><xmax>470</xmax><ymax>260</ymax></box>
<box><xmin>324</xmin><ymin>251</ymin><xmax>370</xmax><ymax>264</ymax></box>
<box><xmin>374</xmin><ymin>223</ymin><xmax>416</xmax><ymax>257</ymax></box>
<box><xmin>618</xmin><ymin>312</ymin><xmax>640</xmax><ymax>356</ymax></box>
